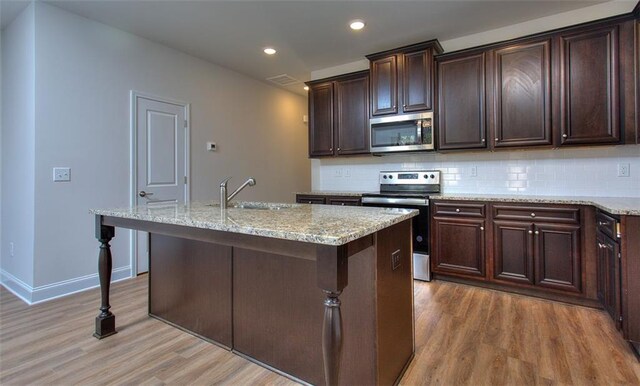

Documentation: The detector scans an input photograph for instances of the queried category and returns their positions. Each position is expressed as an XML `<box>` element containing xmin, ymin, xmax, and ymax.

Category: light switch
<box><xmin>53</xmin><ymin>167</ymin><xmax>71</xmax><ymax>182</ymax></box>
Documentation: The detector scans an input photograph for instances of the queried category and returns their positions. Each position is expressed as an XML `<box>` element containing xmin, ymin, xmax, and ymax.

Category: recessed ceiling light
<box><xmin>349</xmin><ymin>20</ymin><xmax>365</xmax><ymax>30</ymax></box>
<box><xmin>263</xmin><ymin>47</ymin><xmax>277</xmax><ymax>55</ymax></box>
<box><xmin>303</xmin><ymin>86</ymin><xmax>309</xmax><ymax>91</ymax></box>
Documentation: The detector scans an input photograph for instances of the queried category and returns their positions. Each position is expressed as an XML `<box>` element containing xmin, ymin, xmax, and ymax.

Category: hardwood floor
<box><xmin>1</xmin><ymin>276</ymin><xmax>638</xmax><ymax>385</ymax></box>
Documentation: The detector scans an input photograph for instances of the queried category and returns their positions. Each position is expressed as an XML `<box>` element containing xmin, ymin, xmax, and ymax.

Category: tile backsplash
<box><xmin>312</xmin><ymin>145</ymin><xmax>640</xmax><ymax>197</ymax></box>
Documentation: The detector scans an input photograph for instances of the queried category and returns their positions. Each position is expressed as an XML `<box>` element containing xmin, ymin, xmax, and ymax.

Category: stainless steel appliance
<box><xmin>361</xmin><ymin>170</ymin><xmax>441</xmax><ymax>281</ymax></box>
<box><xmin>369</xmin><ymin>112</ymin><xmax>434</xmax><ymax>154</ymax></box>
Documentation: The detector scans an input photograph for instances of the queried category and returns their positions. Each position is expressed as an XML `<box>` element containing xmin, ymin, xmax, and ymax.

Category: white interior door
<box><xmin>134</xmin><ymin>94</ymin><xmax>189</xmax><ymax>274</ymax></box>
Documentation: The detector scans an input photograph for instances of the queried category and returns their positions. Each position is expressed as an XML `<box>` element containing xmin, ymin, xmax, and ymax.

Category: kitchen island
<box><xmin>91</xmin><ymin>202</ymin><xmax>418</xmax><ymax>385</ymax></box>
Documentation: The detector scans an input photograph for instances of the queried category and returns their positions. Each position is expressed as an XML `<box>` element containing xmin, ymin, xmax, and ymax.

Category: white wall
<box><xmin>1</xmin><ymin>3</ymin><xmax>36</xmax><ymax>299</ymax></box>
<box><xmin>312</xmin><ymin>1</ymin><xmax>639</xmax><ymax>198</ymax></box>
<box><xmin>315</xmin><ymin>146</ymin><xmax>640</xmax><ymax>197</ymax></box>
<box><xmin>1</xmin><ymin>2</ymin><xmax>310</xmax><ymax>303</ymax></box>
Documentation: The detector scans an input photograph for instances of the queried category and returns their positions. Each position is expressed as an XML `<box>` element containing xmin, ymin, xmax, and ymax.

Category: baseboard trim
<box><xmin>0</xmin><ymin>266</ymin><xmax>131</xmax><ymax>305</ymax></box>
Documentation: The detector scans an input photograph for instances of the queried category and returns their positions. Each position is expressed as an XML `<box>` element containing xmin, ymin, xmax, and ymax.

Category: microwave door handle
<box><xmin>416</xmin><ymin>120</ymin><xmax>422</xmax><ymax>143</ymax></box>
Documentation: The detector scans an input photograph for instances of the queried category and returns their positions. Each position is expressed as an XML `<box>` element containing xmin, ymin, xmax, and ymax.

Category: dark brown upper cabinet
<box><xmin>557</xmin><ymin>24</ymin><xmax>620</xmax><ymax>145</ymax></box>
<box><xmin>306</xmin><ymin>71</ymin><xmax>370</xmax><ymax>158</ymax></box>
<box><xmin>489</xmin><ymin>38</ymin><xmax>553</xmax><ymax>148</ymax></box>
<box><xmin>367</xmin><ymin>40</ymin><xmax>443</xmax><ymax>117</ymax></box>
<box><xmin>436</xmin><ymin>51</ymin><xmax>487</xmax><ymax>150</ymax></box>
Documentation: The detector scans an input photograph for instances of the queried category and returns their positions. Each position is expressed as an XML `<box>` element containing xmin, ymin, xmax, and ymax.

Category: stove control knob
<box><xmin>430</xmin><ymin>174</ymin><xmax>435</xmax><ymax>179</ymax></box>
<box><xmin>389</xmin><ymin>175</ymin><xmax>393</xmax><ymax>179</ymax></box>
<box><xmin>383</xmin><ymin>175</ymin><xmax>387</xmax><ymax>179</ymax></box>
<box><xmin>423</xmin><ymin>174</ymin><xmax>429</xmax><ymax>179</ymax></box>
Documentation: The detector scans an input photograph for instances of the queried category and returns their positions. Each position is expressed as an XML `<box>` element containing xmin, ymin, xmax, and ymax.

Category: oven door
<box><xmin>361</xmin><ymin>197</ymin><xmax>431</xmax><ymax>281</ymax></box>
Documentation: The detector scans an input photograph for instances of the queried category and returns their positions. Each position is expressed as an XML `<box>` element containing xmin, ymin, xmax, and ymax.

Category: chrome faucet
<box><xmin>220</xmin><ymin>177</ymin><xmax>256</xmax><ymax>209</ymax></box>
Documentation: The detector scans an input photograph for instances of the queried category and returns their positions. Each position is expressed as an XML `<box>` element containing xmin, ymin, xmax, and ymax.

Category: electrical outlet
<box><xmin>53</xmin><ymin>167</ymin><xmax>71</xmax><ymax>182</ymax></box>
<box><xmin>9</xmin><ymin>242</ymin><xmax>14</xmax><ymax>257</ymax></box>
<box><xmin>470</xmin><ymin>166</ymin><xmax>478</xmax><ymax>177</ymax></box>
<box><xmin>206</xmin><ymin>142</ymin><xmax>217</xmax><ymax>151</ymax></box>
<box><xmin>617</xmin><ymin>163</ymin><xmax>630</xmax><ymax>177</ymax></box>
<box><xmin>334</xmin><ymin>169</ymin><xmax>343</xmax><ymax>177</ymax></box>
<box><xmin>391</xmin><ymin>249</ymin><xmax>401</xmax><ymax>270</ymax></box>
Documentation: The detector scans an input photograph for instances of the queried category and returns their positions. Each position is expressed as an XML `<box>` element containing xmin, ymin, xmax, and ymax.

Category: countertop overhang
<box><xmin>91</xmin><ymin>201</ymin><xmax>418</xmax><ymax>246</ymax></box>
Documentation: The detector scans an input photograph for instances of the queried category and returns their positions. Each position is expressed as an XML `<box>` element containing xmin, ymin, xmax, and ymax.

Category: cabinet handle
<box><xmin>535</xmin><ymin>230</ymin><xmax>540</xmax><ymax>235</ymax></box>
<box><xmin>480</xmin><ymin>226</ymin><xmax>484</xmax><ymax>231</ymax></box>
<box><xmin>402</xmin><ymin>104</ymin><xmax>406</xmax><ymax>108</ymax></box>
<box><xmin>598</xmin><ymin>221</ymin><xmax>609</xmax><ymax>226</ymax></box>
<box><xmin>341</xmin><ymin>203</ymin><xmax>345</xmax><ymax>206</ymax></box>
<box><xmin>330</xmin><ymin>147</ymin><xmax>333</xmax><ymax>151</ymax></box>
<box><xmin>530</xmin><ymin>213</ymin><xmax>536</xmax><ymax>218</ymax></box>
<box><xmin>495</xmin><ymin>138</ymin><xmax>499</xmax><ymax>141</ymax></box>
<box><xmin>481</xmin><ymin>138</ymin><xmax>486</xmax><ymax>142</ymax></box>
<box><xmin>455</xmin><ymin>208</ymin><xmax>461</xmax><ymax>213</ymax></box>
<box><xmin>308</xmin><ymin>201</ymin><xmax>312</xmax><ymax>204</ymax></box>
<box><xmin>528</xmin><ymin>230</ymin><xmax>533</xmax><ymax>234</ymax></box>
<box><xmin>562</xmin><ymin>134</ymin><xmax>568</xmax><ymax>139</ymax></box>
<box><xmin>337</xmin><ymin>147</ymin><xmax>341</xmax><ymax>151</ymax></box>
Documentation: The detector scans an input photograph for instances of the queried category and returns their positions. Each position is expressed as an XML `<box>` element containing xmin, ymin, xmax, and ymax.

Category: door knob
<box><xmin>138</xmin><ymin>191</ymin><xmax>153</xmax><ymax>198</ymax></box>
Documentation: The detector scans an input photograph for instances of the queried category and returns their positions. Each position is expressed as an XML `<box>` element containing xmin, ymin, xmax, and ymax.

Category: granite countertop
<box><xmin>91</xmin><ymin>201</ymin><xmax>418</xmax><ymax>246</ymax></box>
<box><xmin>429</xmin><ymin>194</ymin><xmax>640</xmax><ymax>216</ymax></box>
<box><xmin>295</xmin><ymin>191</ymin><xmax>369</xmax><ymax>197</ymax></box>
<box><xmin>298</xmin><ymin>190</ymin><xmax>640</xmax><ymax>216</ymax></box>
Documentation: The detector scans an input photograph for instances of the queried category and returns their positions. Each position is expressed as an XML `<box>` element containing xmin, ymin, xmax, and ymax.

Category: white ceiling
<box><xmin>2</xmin><ymin>1</ymin><xmax>633</xmax><ymax>95</ymax></box>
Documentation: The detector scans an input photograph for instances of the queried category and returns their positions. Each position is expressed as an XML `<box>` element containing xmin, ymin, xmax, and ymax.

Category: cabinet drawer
<box><xmin>327</xmin><ymin>197</ymin><xmax>361</xmax><ymax>206</ymax></box>
<box><xmin>596</xmin><ymin>211</ymin><xmax>618</xmax><ymax>239</ymax></box>
<box><xmin>433</xmin><ymin>202</ymin><xmax>486</xmax><ymax>218</ymax></box>
<box><xmin>492</xmin><ymin>204</ymin><xmax>579</xmax><ymax>224</ymax></box>
<box><xmin>296</xmin><ymin>195</ymin><xmax>326</xmax><ymax>205</ymax></box>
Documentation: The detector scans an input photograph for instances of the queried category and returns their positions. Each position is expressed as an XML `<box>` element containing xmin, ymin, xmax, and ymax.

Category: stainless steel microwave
<box><xmin>369</xmin><ymin>112</ymin><xmax>434</xmax><ymax>154</ymax></box>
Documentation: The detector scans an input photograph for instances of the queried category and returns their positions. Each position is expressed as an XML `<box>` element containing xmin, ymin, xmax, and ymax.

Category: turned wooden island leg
<box><xmin>94</xmin><ymin>215</ymin><xmax>117</xmax><ymax>339</ymax></box>
<box><xmin>317</xmin><ymin>246</ymin><xmax>348</xmax><ymax>386</ymax></box>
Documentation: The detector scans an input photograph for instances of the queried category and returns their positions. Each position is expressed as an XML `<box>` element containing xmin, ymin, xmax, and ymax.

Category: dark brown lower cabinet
<box><xmin>432</xmin><ymin>216</ymin><xmax>486</xmax><ymax>278</ymax></box>
<box><xmin>493</xmin><ymin>220</ymin><xmax>535</xmax><ymax>285</ymax></box>
<box><xmin>534</xmin><ymin>223</ymin><xmax>581</xmax><ymax>293</ymax></box>
<box><xmin>597</xmin><ymin>232</ymin><xmax>621</xmax><ymax>329</ymax></box>
<box><xmin>295</xmin><ymin>194</ymin><xmax>361</xmax><ymax>206</ymax></box>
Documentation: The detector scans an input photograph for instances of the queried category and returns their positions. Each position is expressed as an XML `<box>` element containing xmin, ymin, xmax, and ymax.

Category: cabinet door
<box><xmin>308</xmin><ymin>82</ymin><xmax>334</xmax><ymax>157</ymax></box>
<box><xmin>334</xmin><ymin>74</ymin><xmax>370</xmax><ymax>155</ymax></box>
<box><xmin>596</xmin><ymin>233</ymin><xmax>607</xmax><ymax>304</ymax></box>
<box><xmin>493</xmin><ymin>221</ymin><xmax>535</xmax><ymax>285</ymax></box>
<box><xmin>437</xmin><ymin>53</ymin><xmax>487</xmax><ymax>150</ymax></box>
<box><xmin>491</xmin><ymin>39</ymin><xmax>552</xmax><ymax>147</ymax></box>
<box><xmin>601</xmin><ymin>236</ymin><xmax>622</xmax><ymax>329</ymax></box>
<box><xmin>558</xmin><ymin>25</ymin><xmax>620</xmax><ymax>145</ymax></box>
<box><xmin>402</xmin><ymin>49</ymin><xmax>433</xmax><ymax>112</ymax></box>
<box><xmin>370</xmin><ymin>56</ymin><xmax>398</xmax><ymax>116</ymax></box>
<box><xmin>534</xmin><ymin>223</ymin><xmax>581</xmax><ymax>293</ymax></box>
<box><xmin>432</xmin><ymin>217</ymin><xmax>486</xmax><ymax>278</ymax></box>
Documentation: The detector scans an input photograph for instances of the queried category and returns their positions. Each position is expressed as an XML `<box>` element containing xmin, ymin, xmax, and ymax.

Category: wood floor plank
<box><xmin>2</xmin><ymin>276</ymin><xmax>639</xmax><ymax>385</ymax></box>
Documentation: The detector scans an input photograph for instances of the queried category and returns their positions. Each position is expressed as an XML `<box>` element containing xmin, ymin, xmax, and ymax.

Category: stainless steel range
<box><xmin>361</xmin><ymin>170</ymin><xmax>441</xmax><ymax>281</ymax></box>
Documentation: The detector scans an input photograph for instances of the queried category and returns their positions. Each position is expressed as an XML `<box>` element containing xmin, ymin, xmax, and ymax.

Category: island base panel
<box><xmin>149</xmin><ymin>234</ymin><xmax>233</xmax><ymax>348</ymax></box>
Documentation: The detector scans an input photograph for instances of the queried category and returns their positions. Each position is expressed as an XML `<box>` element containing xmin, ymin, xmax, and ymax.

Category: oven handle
<box><xmin>361</xmin><ymin>197</ymin><xmax>429</xmax><ymax>206</ymax></box>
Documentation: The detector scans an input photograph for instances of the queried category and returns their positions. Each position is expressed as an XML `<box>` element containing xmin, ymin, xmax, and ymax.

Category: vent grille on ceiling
<box><xmin>266</xmin><ymin>74</ymin><xmax>301</xmax><ymax>86</ymax></box>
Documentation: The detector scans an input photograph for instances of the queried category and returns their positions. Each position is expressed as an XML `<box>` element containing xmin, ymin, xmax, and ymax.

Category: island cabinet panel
<box><xmin>308</xmin><ymin>82</ymin><xmax>335</xmax><ymax>157</ymax></box>
<box><xmin>490</xmin><ymin>39</ymin><xmax>552</xmax><ymax>148</ymax></box>
<box><xmin>493</xmin><ymin>220</ymin><xmax>535</xmax><ymax>285</ymax></box>
<box><xmin>432</xmin><ymin>217</ymin><xmax>487</xmax><ymax>278</ymax></box>
<box><xmin>370</xmin><ymin>56</ymin><xmax>398</xmax><ymax>116</ymax></box>
<box><xmin>437</xmin><ymin>52</ymin><xmax>487</xmax><ymax>150</ymax></box>
<box><xmin>534</xmin><ymin>223</ymin><xmax>582</xmax><ymax>293</ymax></box>
<box><xmin>148</xmin><ymin>234</ymin><xmax>232</xmax><ymax>348</ymax></box>
<box><xmin>558</xmin><ymin>24</ymin><xmax>620</xmax><ymax>145</ymax></box>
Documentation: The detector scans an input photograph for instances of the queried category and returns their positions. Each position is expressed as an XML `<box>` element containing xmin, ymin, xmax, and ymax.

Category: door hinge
<box><xmin>184</xmin><ymin>176</ymin><xmax>188</xmax><ymax>184</ymax></box>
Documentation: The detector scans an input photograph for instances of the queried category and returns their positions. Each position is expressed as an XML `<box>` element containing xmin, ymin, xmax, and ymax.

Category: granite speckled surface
<box><xmin>295</xmin><ymin>191</ymin><xmax>369</xmax><ymax>197</ymax></box>
<box><xmin>302</xmin><ymin>190</ymin><xmax>640</xmax><ymax>215</ymax></box>
<box><xmin>429</xmin><ymin>194</ymin><xmax>640</xmax><ymax>216</ymax></box>
<box><xmin>91</xmin><ymin>201</ymin><xmax>418</xmax><ymax>246</ymax></box>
